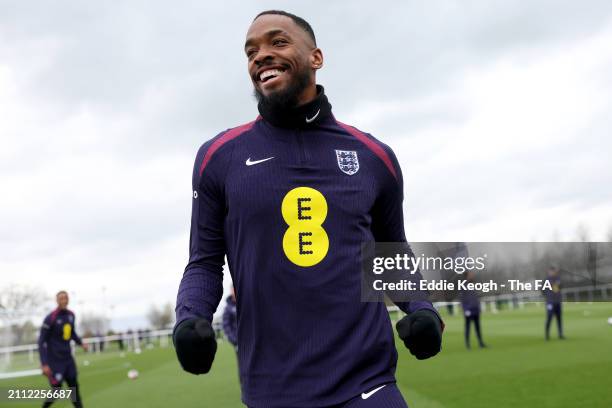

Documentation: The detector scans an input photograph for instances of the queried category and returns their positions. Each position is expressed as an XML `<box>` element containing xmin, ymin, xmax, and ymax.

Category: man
<box><xmin>174</xmin><ymin>10</ymin><xmax>443</xmax><ymax>407</ymax></box>
<box><xmin>544</xmin><ymin>266</ymin><xmax>565</xmax><ymax>340</ymax></box>
<box><xmin>460</xmin><ymin>271</ymin><xmax>486</xmax><ymax>349</ymax></box>
<box><xmin>38</xmin><ymin>290</ymin><xmax>88</xmax><ymax>408</ymax></box>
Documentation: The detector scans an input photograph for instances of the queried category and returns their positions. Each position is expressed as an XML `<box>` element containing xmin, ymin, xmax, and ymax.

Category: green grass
<box><xmin>1</xmin><ymin>303</ymin><xmax>611</xmax><ymax>407</ymax></box>
<box><xmin>398</xmin><ymin>303</ymin><xmax>612</xmax><ymax>407</ymax></box>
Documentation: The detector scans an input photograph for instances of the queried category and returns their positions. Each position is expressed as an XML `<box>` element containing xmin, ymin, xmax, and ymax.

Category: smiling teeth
<box><xmin>260</xmin><ymin>69</ymin><xmax>283</xmax><ymax>81</ymax></box>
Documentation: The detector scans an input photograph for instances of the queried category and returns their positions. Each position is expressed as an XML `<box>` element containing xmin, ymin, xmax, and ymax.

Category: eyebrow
<box><xmin>244</xmin><ymin>29</ymin><xmax>291</xmax><ymax>49</ymax></box>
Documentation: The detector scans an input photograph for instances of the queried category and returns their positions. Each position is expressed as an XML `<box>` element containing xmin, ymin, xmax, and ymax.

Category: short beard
<box><xmin>253</xmin><ymin>66</ymin><xmax>311</xmax><ymax>111</ymax></box>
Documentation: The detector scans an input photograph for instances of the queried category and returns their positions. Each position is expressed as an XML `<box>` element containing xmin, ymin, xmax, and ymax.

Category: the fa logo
<box><xmin>335</xmin><ymin>150</ymin><xmax>359</xmax><ymax>175</ymax></box>
<box><xmin>535</xmin><ymin>280</ymin><xmax>553</xmax><ymax>290</ymax></box>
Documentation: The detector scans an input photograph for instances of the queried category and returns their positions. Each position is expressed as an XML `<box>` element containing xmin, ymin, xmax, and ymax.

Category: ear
<box><xmin>310</xmin><ymin>48</ymin><xmax>324</xmax><ymax>70</ymax></box>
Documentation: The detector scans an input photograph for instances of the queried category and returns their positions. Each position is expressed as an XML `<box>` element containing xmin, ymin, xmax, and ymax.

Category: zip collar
<box><xmin>257</xmin><ymin>84</ymin><xmax>333</xmax><ymax>129</ymax></box>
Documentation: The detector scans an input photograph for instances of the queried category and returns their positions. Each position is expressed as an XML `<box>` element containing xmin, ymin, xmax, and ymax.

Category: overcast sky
<box><xmin>1</xmin><ymin>1</ymin><xmax>612</xmax><ymax>330</ymax></box>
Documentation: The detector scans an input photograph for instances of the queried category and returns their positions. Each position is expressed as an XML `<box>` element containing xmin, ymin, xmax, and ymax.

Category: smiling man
<box><xmin>173</xmin><ymin>10</ymin><xmax>443</xmax><ymax>407</ymax></box>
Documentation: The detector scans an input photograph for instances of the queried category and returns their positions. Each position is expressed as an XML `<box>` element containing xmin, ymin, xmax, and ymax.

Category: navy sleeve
<box><xmin>175</xmin><ymin>139</ymin><xmax>229</xmax><ymax>329</ymax></box>
<box><xmin>38</xmin><ymin>315</ymin><xmax>51</xmax><ymax>365</ymax></box>
<box><xmin>70</xmin><ymin>314</ymin><xmax>83</xmax><ymax>345</ymax></box>
<box><xmin>370</xmin><ymin>144</ymin><xmax>444</xmax><ymax>326</ymax></box>
<box><xmin>370</xmin><ymin>144</ymin><xmax>406</xmax><ymax>243</ymax></box>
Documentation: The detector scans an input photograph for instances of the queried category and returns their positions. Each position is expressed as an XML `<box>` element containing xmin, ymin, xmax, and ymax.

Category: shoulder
<box><xmin>196</xmin><ymin>117</ymin><xmax>260</xmax><ymax>177</ymax></box>
<box><xmin>333</xmin><ymin>119</ymin><xmax>399</xmax><ymax>181</ymax></box>
<box><xmin>44</xmin><ymin>309</ymin><xmax>59</xmax><ymax>326</ymax></box>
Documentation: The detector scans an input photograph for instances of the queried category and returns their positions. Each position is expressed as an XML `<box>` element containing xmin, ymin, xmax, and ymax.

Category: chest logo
<box><xmin>63</xmin><ymin>323</ymin><xmax>72</xmax><ymax>341</ymax></box>
<box><xmin>246</xmin><ymin>156</ymin><xmax>274</xmax><ymax>166</ymax></box>
<box><xmin>335</xmin><ymin>150</ymin><xmax>359</xmax><ymax>175</ymax></box>
<box><xmin>281</xmin><ymin>187</ymin><xmax>329</xmax><ymax>267</ymax></box>
<box><xmin>305</xmin><ymin>109</ymin><xmax>320</xmax><ymax>123</ymax></box>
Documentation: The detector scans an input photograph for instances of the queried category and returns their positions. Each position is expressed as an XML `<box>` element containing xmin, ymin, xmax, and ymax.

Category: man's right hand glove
<box><xmin>173</xmin><ymin>318</ymin><xmax>217</xmax><ymax>374</ymax></box>
<box><xmin>396</xmin><ymin>309</ymin><xmax>443</xmax><ymax>360</ymax></box>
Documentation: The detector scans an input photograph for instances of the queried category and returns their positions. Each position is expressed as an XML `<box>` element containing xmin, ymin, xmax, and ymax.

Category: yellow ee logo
<box><xmin>63</xmin><ymin>323</ymin><xmax>72</xmax><ymax>341</ymax></box>
<box><xmin>281</xmin><ymin>187</ymin><xmax>329</xmax><ymax>267</ymax></box>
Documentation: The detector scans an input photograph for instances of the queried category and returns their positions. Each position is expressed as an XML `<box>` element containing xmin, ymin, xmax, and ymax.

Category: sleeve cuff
<box><xmin>403</xmin><ymin>301</ymin><xmax>445</xmax><ymax>332</ymax></box>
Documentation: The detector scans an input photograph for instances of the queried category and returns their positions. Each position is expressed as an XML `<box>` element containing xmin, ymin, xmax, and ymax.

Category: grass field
<box><xmin>1</xmin><ymin>302</ymin><xmax>611</xmax><ymax>407</ymax></box>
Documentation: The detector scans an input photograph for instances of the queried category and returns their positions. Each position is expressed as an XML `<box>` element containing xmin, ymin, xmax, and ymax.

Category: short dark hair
<box><xmin>56</xmin><ymin>290</ymin><xmax>68</xmax><ymax>297</ymax></box>
<box><xmin>254</xmin><ymin>10</ymin><xmax>316</xmax><ymax>46</ymax></box>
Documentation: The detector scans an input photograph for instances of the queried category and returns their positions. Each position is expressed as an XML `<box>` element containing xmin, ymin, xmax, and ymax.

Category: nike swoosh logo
<box><xmin>305</xmin><ymin>109</ymin><xmax>320</xmax><ymax>123</ymax></box>
<box><xmin>245</xmin><ymin>157</ymin><xmax>274</xmax><ymax>166</ymax></box>
<box><xmin>361</xmin><ymin>384</ymin><xmax>386</xmax><ymax>400</ymax></box>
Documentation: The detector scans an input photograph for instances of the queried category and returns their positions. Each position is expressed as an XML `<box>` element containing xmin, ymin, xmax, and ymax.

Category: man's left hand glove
<box><xmin>173</xmin><ymin>318</ymin><xmax>217</xmax><ymax>374</ymax></box>
<box><xmin>396</xmin><ymin>309</ymin><xmax>442</xmax><ymax>360</ymax></box>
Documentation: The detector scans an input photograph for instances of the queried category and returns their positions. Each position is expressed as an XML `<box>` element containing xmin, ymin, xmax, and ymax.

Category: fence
<box><xmin>2</xmin><ymin>283</ymin><xmax>611</xmax><ymax>379</ymax></box>
<box><xmin>0</xmin><ymin>329</ymin><xmax>172</xmax><ymax>379</ymax></box>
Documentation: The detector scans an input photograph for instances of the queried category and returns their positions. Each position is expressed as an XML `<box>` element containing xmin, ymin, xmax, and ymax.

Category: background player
<box><xmin>544</xmin><ymin>266</ymin><xmax>565</xmax><ymax>340</ymax></box>
<box><xmin>222</xmin><ymin>286</ymin><xmax>238</xmax><ymax>351</ymax></box>
<box><xmin>222</xmin><ymin>286</ymin><xmax>241</xmax><ymax>391</ymax></box>
<box><xmin>460</xmin><ymin>271</ymin><xmax>487</xmax><ymax>349</ymax></box>
<box><xmin>38</xmin><ymin>290</ymin><xmax>88</xmax><ymax>407</ymax></box>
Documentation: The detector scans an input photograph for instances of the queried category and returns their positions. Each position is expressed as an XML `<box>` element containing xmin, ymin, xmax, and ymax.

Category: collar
<box><xmin>257</xmin><ymin>84</ymin><xmax>333</xmax><ymax>129</ymax></box>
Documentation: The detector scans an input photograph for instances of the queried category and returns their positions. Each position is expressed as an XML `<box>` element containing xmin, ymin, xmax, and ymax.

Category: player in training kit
<box><xmin>460</xmin><ymin>271</ymin><xmax>486</xmax><ymax>349</ymax></box>
<box><xmin>222</xmin><ymin>287</ymin><xmax>238</xmax><ymax>351</ymax></box>
<box><xmin>173</xmin><ymin>10</ymin><xmax>444</xmax><ymax>407</ymax></box>
<box><xmin>38</xmin><ymin>291</ymin><xmax>87</xmax><ymax>407</ymax></box>
<box><xmin>222</xmin><ymin>286</ymin><xmax>241</xmax><ymax>391</ymax></box>
<box><xmin>544</xmin><ymin>266</ymin><xmax>565</xmax><ymax>340</ymax></box>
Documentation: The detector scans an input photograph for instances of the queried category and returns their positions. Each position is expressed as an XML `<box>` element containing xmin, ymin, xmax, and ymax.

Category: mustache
<box><xmin>253</xmin><ymin>66</ymin><xmax>311</xmax><ymax>109</ymax></box>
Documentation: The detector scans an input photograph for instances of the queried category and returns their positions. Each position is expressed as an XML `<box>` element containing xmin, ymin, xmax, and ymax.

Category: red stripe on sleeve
<box><xmin>50</xmin><ymin>308</ymin><xmax>60</xmax><ymax>324</ymax></box>
<box><xmin>199</xmin><ymin>118</ymin><xmax>259</xmax><ymax>176</ymax></box>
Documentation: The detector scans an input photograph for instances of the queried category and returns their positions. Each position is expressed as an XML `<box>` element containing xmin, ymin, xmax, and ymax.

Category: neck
<box><xmin>257</xmin><ymin>84</ymin><xmax>333</xmax><ymax>128</ymax></box>
<box><xmin>296</xmin><ymin>83</ymin><xmax>318</xmax><ymax>106</ymax></box>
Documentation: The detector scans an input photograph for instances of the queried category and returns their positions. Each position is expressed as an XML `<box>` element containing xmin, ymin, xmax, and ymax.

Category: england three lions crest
<box><xmin>335</xmin><ymin>150</ymin><xmax>359</xmax><ymax>175</ymax></box>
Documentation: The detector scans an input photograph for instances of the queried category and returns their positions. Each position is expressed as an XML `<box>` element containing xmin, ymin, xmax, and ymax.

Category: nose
<box><xmin>253</xmin><ymin>45</ymin><xmax>275</xmax><ymax>66</ymax></box>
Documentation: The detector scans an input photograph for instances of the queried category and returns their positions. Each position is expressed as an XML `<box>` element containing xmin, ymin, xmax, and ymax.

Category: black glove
<box><xmin>396</xmin><ymin>309</ymin><xmax>442</xmax><ymax>360</ymax></box>
<box><xmin>173</xmin><ymin>318</ymin><xmax>217</xmax><ymax>374</ymax></box>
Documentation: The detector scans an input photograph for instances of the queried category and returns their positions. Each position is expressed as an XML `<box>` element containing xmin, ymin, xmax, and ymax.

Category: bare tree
<box><xmin>575</xmin><ymin>223</ymin><xmax>590</xmax><ymax>242</ymax></box>
<box><xmin>550</xmin><ymin>229</ymin><xmax>561</xmax><ymax>242</ymax></box>
<box><xmin>0</xmin><ymin>284</ymin><xmax>47</xmax><ymax>322</ymax></box>
<box><xmin>79</xmin><ymin>313</ymin><xmax>110</xmax><ymax>337</ymax></box>
<box><xmin>147</xmin><ymin>303</ymin><xmax>174</xmax><ymax>329</ymax></box>
<box><xmin>0</xmin><ymin>285</ymin><xmax>48</xmax><ymax>346</ymax></box>
<box><xmin>0</xmin><ymin>321</ymin><xmax>38</xmax><ymax>347</ymax></box>
<box><xmin>11</xmin><ymin>320</ymin><xmax>38</xmax><ymax>345</ymax></box>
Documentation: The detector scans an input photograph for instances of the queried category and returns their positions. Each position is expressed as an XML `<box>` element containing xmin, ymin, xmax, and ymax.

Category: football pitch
<box><xmin>1</xmin><ymin>302</ymin><xmax>611</xmax><ymax>407</ymax></box>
